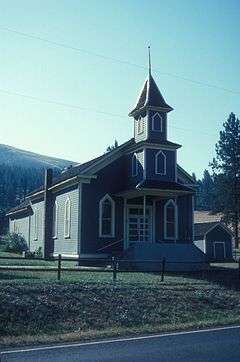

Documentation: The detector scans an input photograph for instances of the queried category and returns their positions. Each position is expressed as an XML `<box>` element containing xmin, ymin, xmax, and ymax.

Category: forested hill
<box><xmin>0</xmin><ymin>144</ymin><xmax>76</xmax><ymax>215</ymax></box>
<box><xmin>0</xmin><ymin>144</ymin><xmax>75</xmax><ymax>169</ymax></box>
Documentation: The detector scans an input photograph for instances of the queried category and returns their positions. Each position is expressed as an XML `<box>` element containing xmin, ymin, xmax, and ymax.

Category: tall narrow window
<box><xmin>164</xmin><ymin>200</ymin><xmax>178</xmax><ymax>240</ymax></box>
<box><xmin>137</xmin><ymin>116</ymin><xmax>144</xmax><ymax>134</ymax></box>
<box><xmin>152</xmin><ymin>113</ymin><xmax>162</xmax><ymax>131</ymax></box>
<box><xmin>132</xmin><ymin>153</ymin><xmax>138</xmax><ymax>177</ymax></box>
<box><xmin>34</xmin><ymin>209</ymin><xmax>39</xmax><ymax>240</ymax></box>
<box><xmin>155</xmin><ymin>150</ymin><xmax>166</xmax><ymax>175</ymax></box>
<box><xmin>64</xmin><ymin>197</ymin><xmax>71</xmax><ymax>238</ymax></box>
<box><xmin>13</xmin><ymin>220</ymin><xmax>17</xmax><ymax>233</ymax></box>
<box><xmin>99</xmin><ymin>194</ymin><xmax>115</xmax><ymax>237</ymax></box>
<box><xmin>52</xmin><ymin>201</ymin><xmax>58</xmax><ymax>238</ymax></box>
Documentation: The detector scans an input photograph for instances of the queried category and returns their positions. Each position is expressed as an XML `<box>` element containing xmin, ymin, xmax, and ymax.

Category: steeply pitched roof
<box><xmin>194</xmin><ymin>222</ymin><xmax>219</xmax><ymax>240</ymax></box>
<box><xmin>194</xmin><ymin>221</ymin><xmax>233</xmax><ymax>241</ymax></box>
<box><xmin>129</xmin><ymin>74</ymin><xmax>173</xmax><ymax>116</ymax></box>
<box><xmin>11</xmin><ymin>138</ymin><xmax>135</xmax><ymax>201</ymax></box>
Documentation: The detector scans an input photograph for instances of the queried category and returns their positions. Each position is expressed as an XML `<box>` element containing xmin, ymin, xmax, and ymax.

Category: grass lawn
<box><xmin>0</xmin><ymin>251</ymin><xmax>240</xmax><ymax>348</ymax></box>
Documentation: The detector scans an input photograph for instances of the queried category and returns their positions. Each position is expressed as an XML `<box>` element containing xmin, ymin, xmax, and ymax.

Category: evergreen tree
<box><xmin>211</xmin><ymin>112</ymin><xmax>240</xmax><ymax>248</ymax></box>
<box><xmin>106</xmin><ymin>139</ymin><xmax>119</xmax><ymax>152</ymax></box>
<box><xmin>197</xmin><ymin>170</ymin><xmax>215</xmax><ymax>210</ymax></box>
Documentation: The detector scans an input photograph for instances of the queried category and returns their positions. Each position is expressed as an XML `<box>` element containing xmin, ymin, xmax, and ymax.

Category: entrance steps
<box><xmin>120</xmin><ymin>242</ymin><xmax>208</xmax><ymax>271</ymax></box>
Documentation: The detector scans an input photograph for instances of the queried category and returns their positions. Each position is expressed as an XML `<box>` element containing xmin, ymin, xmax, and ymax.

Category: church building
<box><xmin>7</xmin><ymin>53</ymin><xmax>207</xmax><ymax>269</ymax></box>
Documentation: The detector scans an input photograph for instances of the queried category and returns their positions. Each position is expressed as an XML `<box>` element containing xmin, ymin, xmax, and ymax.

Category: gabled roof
<box><xmin>129</xmin><ymin>74</ymin><xmax>173</xmax><ymax>116</ymax></box>
<box><xmin>7</xmin><ymin>136</ymin><xmax>197</xmax><ymax>215</ymax></box>
<box><xmin>6</xmin><ymin>199</ymin><xmax>32</xmax><ymax>216</ymax></box>
<box><xmin>8</xmin><ymin>138</ymin><xmax>135</xmax><ymax>212</ymax></box>
<box><xmin>194</xmin><ymin>222</ymin><xmax>233</xmax><ymax>240</ymax></box>
<box><xmin>177</xmin><ymin>165</ymin><xmax>196</xmax><ymax>185</ymax></box>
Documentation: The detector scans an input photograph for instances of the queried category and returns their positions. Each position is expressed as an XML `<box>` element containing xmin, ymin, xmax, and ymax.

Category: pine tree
<box><xmin>106</xmin><ymin>140</ymin><xmax>119</xmax><ymax>152</ymax></box>
<box><xmin>195</xmin><ymin>170</ymin><xmax>215</xmax><ymax>210</ymax></box>
<box><xmin>211</xmin><ymin>112</ymin><xmax>240</xmax><ymax>248</ymax></box>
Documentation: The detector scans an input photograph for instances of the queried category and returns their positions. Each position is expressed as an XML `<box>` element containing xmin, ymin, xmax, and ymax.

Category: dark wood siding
<box><xmin>145</xmin><ymin>148</ymin><xmax>176</xmax><ymax>182</ymax></box>
<box><xmin>147</xmin><ymin>110</ymin><xmax>167</xmax><ymax>143</ymax></box>
<box><xmin>154</xmin><ymin>195</ymin><xmax>193</xmax><ymax>243</ymax></box>
<box><xmin>80</xmin><ymin>156</ymin><xmax>126</xmax><ymax>254</ymax></box>
<box><xmin>206</xmin><ymin>226</ymin><xmax>232</xmax><ymax>259</ymax></box>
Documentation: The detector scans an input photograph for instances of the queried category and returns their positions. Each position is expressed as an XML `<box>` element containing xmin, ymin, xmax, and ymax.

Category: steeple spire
<box><xmin>148</xmin><ymin>46</ymin><xmax>151</xmax><ymax>77</ymax></box>
<box><xmin>128</xmin><ymin>49</ymin><xmax>173</xmax><ymax>117</ymax></box>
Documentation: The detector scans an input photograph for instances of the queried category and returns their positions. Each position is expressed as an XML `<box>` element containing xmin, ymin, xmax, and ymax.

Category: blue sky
<box><xmin>0</xmin><ymin>0</ymin><xmax>239</xmax><ymax>178</ymax></box>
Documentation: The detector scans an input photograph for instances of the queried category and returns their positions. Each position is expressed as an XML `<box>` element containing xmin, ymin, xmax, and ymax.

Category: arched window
<box><xmin>132</xmin><ymin>153</ymin><xmax>138</xmax><ymax>177</ymax></box>
<box><xmin>52</xmin><ymin>201</ymin><xmax>58</xmax><ymax>239</ymax></box>
<box><xmin>64</xmin><ymin>197</ymin><xmax>71</xmax><ymax>238</ymax></box>
<box><xmin>137</xmin><ymin>116</ymin><xmax>144</xmax><ymax>134</ymax></box>
<box><xmin>34</xmin><ymin>209</ymin><xmax>39</xmax><ymax>240</ymax></box>
<box><xmin>164</xmin><ymin>200</ymin><xmax>178</xmax><ymax>240</ymax></box>
<box><xmin>99</xmin><ymin>194</ymin><xmax>115</xmax><ymax>237</ymax></box>
<box><xmin>155</xmin><ymin>150</ymin><xmax>166</xmax><ymax>175</ymax></box>
<box><xmin>152</xmin><ymin>113</ymin><xmax>162</xmax><ymax>131</ymax></box>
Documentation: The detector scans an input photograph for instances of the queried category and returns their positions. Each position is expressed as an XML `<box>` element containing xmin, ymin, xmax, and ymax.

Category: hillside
<box><xmin>0</xmin><ymin>144</ymin><xmax>77</xmax><ymax>231</ymax></box>
<box><xmin>0</xmin><ymin>144</ymin><xmax>75</xmax><ymax>170</ymax></box>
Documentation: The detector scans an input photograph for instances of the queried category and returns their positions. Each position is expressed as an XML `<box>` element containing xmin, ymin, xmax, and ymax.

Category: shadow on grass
<box><xmin>175</xmin><ymin>264</ymin><xmax>240</xmax><ymax>290</ymax></box>
<box><xmin>0</xmin><ymin>272</ymin><xmax>40</xmax><ymax>281</ymax></box>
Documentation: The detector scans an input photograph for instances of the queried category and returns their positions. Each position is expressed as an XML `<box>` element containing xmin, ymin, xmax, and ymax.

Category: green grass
<box><xmin>0</xmin><ymin>251</ymin><xmax>240</xmax><ymax>348</ymax></box>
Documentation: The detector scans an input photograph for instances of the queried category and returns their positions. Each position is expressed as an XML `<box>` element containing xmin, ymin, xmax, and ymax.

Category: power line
<box><xmin>0</xmin><ymin>87</ymin><xmax>217</xmax><ymax>138</ymax></box>
<box><xmin>0</xmin><ymin>88</ymin><xmax>124</xmax><ymax>119</ymax></box>
<box><xmin>1</xmin><ymin>26</ymin><xmax>240</xmax><ymax>95</ymax></box>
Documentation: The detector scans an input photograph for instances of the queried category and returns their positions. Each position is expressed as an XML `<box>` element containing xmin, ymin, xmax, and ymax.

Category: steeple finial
<box><xmin>148</xmin><ymin>46</ymin><xmax>151</xmax><ymax>76</ymax></box>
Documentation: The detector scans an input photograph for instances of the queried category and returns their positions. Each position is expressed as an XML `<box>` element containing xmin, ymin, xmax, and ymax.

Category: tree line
<box><xmin>0</xmin><ymin>166</ymin><xmax>61</xmax><ymax>234</ymax></box>
<box><xmin>195</xmin><ymin>113</ymin><xmax>240</xmax><ymax>247</ymax></box>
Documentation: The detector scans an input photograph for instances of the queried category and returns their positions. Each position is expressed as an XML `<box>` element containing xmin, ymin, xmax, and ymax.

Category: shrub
<box><xmin>25</xmin><ymin>247</ymin><xmax>43</xmax><ymax>259</ymax></box>
<box><xmin>2</xmin><ymin>233</ymin><xmax>28</xmax><ymax>253</ymax></box>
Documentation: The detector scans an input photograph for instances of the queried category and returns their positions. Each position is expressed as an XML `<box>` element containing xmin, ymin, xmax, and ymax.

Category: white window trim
<box><xmin>64</xmin><ymin>197</ymin><xmax>71</xmax><ymax>239</ymax></box>
<box><xmin>132</xmin><ymin>153</ymin><xmax>138</xmax><ymax>177</ymax></box>
<box><xmin>213</xmin><ymin>241</ymin><xmax>226</xmax><ymax>259</ymax></box>
<box><xmin>155</xmin><ymin>150</ymin><xmax>166</xmax><ymax>175</ymax></box>
<box><xmin>164</xmin><ymin>199</ymin><xmax>178</xmax><ymax>241</ymax></box>
<box><xmin>52</xmin><ymin>200</ymin><xmax>59</xmax><ymax>239</ymax></box>
<box><xmin>137</xmin><ymin>116</ymin><xmax>144</xmax><ymax>135</ymax></box>
<box><xmin>152</xmin><ymin>112</ymin><xmax>163</xmax><ymax>132</ymax></box>
<box><xmin>34</xmin><ymin>208</ymin><xmax>38</xmax><ymax>241</ymax></box>
<box><xmin>99</xmin><ymin>194</ymin><xmax>115</xmax><ymax>238</ymax></box>
<box><xmin>13</xmin><ymin>220</ymin><xmax>16</xmax><ymax>233</ymax></box>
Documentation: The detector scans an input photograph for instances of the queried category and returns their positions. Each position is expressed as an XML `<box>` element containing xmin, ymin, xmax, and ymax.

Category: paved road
<box><xmin>1</xmin><ymin>326</ymin><xmax>240</xmax><ymax>362</ymax></box>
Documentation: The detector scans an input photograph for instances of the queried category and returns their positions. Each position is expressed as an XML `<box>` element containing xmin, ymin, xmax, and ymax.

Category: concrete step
<box><xmin>120</xmin><ymin>242</ymin><xmax>208</xmax><ymax>271</ymax></box>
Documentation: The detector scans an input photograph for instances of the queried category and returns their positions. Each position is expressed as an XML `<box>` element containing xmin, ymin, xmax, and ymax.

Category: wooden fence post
<box><xmin>161</xmin><ymin>257</ymin><xmax>166</xmax><ymax>282</ymax></box>
<box><xmin>238</xmin><ymin>258</ymin><xmax>240</xmax><ymax>281</ymax></box>
<box><xmin>112</xmin><ymin>256</ymin><xmax>117</xmax><ymax>283</ymax></box>
<box><xmin>57</xmin><ymin>254</ymin><xmax>62</xmax><ymax>281</ymax></box>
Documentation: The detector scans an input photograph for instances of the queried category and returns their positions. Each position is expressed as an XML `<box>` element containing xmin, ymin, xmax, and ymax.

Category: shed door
<box><xmin>213</xmin><ymin>242</ymin><xmax>225</xmax><ymax>260</ymax></box>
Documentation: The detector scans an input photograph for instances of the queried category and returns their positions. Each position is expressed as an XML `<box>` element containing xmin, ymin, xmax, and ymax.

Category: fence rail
<box><xmin>0</xmin><ymin>254</ymin><xmax>239</xmax><ymax>283</ymax></box>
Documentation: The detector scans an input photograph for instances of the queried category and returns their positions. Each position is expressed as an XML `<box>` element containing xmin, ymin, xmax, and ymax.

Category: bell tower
<box><xmin>129</xmin><ymin>47</ymin><xmax>173</xmax><ymax>144</ymax></box>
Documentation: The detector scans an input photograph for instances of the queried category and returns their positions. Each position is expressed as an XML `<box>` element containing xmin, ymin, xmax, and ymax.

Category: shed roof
<box><xmin>194</xmin><ymin>222</ymin><xmax>232</xmax><ymax>240</ymax></box>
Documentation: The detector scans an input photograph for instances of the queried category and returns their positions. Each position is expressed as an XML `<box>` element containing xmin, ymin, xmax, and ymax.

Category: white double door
<box><xmin>127</xmin><ymin>205</ymin><xmax>152</xmax><ymax>243</ymax></box>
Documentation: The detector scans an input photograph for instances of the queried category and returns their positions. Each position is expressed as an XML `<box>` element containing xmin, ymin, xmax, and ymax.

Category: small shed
<box><xmin>194</xmin><ymin>222</ymin><xmax>233</xmax><ymax>261</ymax></box>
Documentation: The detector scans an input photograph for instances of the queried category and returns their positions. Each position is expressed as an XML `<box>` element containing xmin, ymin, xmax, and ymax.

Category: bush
<box><xmin>2</xmin><ymin>233</ymin><xmax>28</xmax><ymax>253</ymax></box>
<box><xmin>25</xmin><ymin>247</ymin><xmax>43</xmax><ymax>259</ymax></box>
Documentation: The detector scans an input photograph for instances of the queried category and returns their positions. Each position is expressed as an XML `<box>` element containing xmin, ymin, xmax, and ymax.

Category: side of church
<box><xmin>7</xmin><ymin>61</ymin><xmax>207</xmax><ymax>269</ymax></box>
